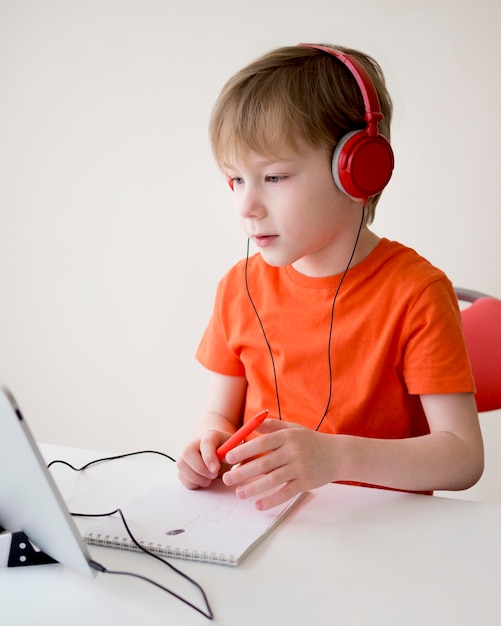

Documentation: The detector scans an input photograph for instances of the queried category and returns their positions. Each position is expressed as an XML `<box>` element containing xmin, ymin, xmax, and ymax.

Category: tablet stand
<box><xmin>0</xmin><ymin>526</ymin><xmax>57</xmax><ymax>568</ymax></box>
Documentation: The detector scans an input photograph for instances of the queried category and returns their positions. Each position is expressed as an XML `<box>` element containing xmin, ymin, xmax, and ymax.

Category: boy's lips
<box><xmin>252</xmin><ymin>234</ymin><xmax>278</xmax><ymax>247</ymax></box>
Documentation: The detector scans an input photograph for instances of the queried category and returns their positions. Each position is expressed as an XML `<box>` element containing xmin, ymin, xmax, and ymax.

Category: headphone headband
<box><xmin>300</xmin><ymin>44</ymin><xmax>383</xmax><ymax>137</ymax></box>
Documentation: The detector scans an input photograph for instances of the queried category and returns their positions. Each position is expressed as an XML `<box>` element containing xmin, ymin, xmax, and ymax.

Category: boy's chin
<box><xmin>257</xmin><ymin>250</ymin><xmax>293</xmax><ymax>268</ymax></box>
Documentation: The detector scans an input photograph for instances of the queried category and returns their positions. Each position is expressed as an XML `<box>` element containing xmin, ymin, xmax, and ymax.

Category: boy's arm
<box><xmin>336</xmin><ymin>392</ymin><xmax>484</xmax><ymax>491</ymax></box>
<box><xmin>194</xmin><ymin>372</ymin><xmax>248</xmax><ymax>437</ymax></box>
<box><xmin>176</xmin><ymin>372</ymin><xmax>247</xmax><ymax>489</ymax></box>
<box><xmin>222</xmin><ymin>392</ymin><xmax>484</xmax><ymax>509</ymax></box>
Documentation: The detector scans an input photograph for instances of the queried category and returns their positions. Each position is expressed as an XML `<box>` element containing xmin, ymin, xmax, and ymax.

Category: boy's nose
<box><xmin>238</xmin><ymin>187</ymin><xmax>266</xmax><ymax>220</ymax></box>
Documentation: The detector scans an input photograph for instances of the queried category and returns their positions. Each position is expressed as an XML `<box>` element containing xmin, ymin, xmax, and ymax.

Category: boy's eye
<box><xmin>231</xmin><ymin>177</ymin><xmax>244</xmax><ymax>186</ymax></box>
<box><xmin>266</xmin><ymin>175</ymin><xmax>286</xmax><ymax>183</ymax></box>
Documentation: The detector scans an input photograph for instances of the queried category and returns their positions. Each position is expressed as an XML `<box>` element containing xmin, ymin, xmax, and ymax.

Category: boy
<box><xmin>176</xmin><ymin>43</ymin><xmax>484</xmax><ymax>510</ymax></box>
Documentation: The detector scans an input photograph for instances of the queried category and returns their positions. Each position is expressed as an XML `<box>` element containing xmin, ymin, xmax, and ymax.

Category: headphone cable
<box><xmin>244</xmin><ymin>204</ymin><xmax>365</xmax><ymax>430</ymax></box>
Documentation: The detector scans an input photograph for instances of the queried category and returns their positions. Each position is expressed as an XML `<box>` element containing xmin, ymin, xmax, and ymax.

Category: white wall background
<box><xmin>1</xmin><ymin>0</ymin><xmax>500</xmax><ymax>502</ymax></box>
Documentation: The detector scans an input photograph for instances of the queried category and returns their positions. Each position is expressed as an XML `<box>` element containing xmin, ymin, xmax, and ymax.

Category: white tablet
<box><xmin>0</xmin><ymin>385</ymin><xmax>95</xmax><ymax>578</ymax></box>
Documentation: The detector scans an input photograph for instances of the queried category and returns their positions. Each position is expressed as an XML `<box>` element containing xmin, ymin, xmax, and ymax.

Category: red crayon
<box><xmin>216</xmin><ymin>409</ymin><xmax>269</xmax><ymax>461</ymax></box>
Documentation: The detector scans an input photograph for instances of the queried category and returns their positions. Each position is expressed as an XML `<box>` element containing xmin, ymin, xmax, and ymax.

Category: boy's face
<box><xmin>224</xmin><ymin>140</ymin><xmax>364</xmax><ymax>277</ymax></box>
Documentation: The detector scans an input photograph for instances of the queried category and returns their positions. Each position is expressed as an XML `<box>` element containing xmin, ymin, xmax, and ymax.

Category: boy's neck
<box><xmin>292</xmin><ymin>228</ymin><xmax>380</xmax><ymax>278</ymax></box>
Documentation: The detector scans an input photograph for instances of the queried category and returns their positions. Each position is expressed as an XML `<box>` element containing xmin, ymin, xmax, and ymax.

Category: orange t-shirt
<box><xmin>196</xmin><ymin>238</ymin><xmax>474</xmax><ymax>440</ymax></box>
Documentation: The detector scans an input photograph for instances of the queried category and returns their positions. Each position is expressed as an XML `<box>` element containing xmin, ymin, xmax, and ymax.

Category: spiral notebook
<box><xmin>82</xmin><ymin>466</ymin><xmax>308</xmax><ymax>566</ymax></box>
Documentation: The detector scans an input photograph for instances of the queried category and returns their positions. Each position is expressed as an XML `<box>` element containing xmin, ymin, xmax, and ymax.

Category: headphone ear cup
<box><xmin>332</xmin><ymin>130</ymin><xmax>394</xmax><ymax>200</ymax></box>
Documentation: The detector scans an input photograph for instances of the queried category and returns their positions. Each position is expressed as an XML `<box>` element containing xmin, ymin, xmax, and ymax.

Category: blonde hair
<box><xmin>209</xmin><ymin>44</ymin><xmax>393</xmax><ymax>223</ymax></box>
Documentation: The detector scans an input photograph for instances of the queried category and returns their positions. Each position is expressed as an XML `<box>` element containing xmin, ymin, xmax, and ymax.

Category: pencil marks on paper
<box><xmin>165</xmin><ymin>499</ymin><xmax>238</xmax><ymax>535</ymax></box>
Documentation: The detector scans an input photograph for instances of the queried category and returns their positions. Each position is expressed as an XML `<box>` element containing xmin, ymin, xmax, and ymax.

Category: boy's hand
<box><xmin>221</xmin><ymin>419</ymin><xmax>338</xmax><ymax>510</ymax></box>
<box><xmin>176</xmin><ymin>430</ymin><xmax>231</xmax><ymax>490</ymax></box>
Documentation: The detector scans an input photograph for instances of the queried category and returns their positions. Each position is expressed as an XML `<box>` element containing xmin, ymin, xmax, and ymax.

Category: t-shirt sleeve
<box><xmin>402</xmin><ymin>278</ymin><xmax>475</xmax><ymax>395</ymax></box>
<box><xmin>195</xmin><ymin>275</ymin><xmax>247</xmax><ymax>377</ymax></box>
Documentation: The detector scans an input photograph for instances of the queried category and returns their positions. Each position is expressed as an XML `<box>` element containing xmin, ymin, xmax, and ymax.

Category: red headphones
<box><xmin>301</xmin><ymin>44</ymin><xmax>394</xmax><ymax>201</ymax></box>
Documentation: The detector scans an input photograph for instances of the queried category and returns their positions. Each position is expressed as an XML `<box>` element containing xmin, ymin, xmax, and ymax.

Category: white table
<box><xmin>1</xmin><ymin>444</ymin><xmax>500</xmax><ymax>625</ymax></box>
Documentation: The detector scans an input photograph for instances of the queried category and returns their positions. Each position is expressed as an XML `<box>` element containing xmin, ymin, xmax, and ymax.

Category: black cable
<box><xmin>91</xmin><ymin>565</ymin><xmax>213</xmax><ymax>620</ymax></box>
<box><xmin>77</xmin><ymin>508</ymin><xmax>213</xmax><ymax>620</ymax></box>
<box><xmin>245</xmin><ymin>238</ymin><xmax>282</xmax><ymax>420</ymax></box>
<box><xmin>47</xmin><ymin>449</ymin><xmax>176</xmax><ymax>471</ymax></box>
<box><xmin>48</xmin><ymin>450</ymin><xmax>213</xmax><ymax>620</ymax></box>
<box><xmin>315</xmin><ymin>204</ymin><xmax>365</xmax><ymax>431</ymax></box>
<box><xmin>244</xmin><ymin>204</ymin><xmax>365</xmax><ymax>431</ymax></box>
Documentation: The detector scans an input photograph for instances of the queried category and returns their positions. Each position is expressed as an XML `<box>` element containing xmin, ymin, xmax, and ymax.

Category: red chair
<box><xmin>455</xmin><ymin>288</ymin><xmax>501</xmax><ymax>412</ymax></box>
